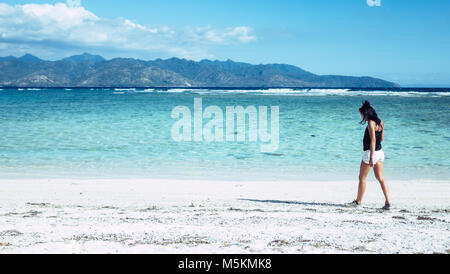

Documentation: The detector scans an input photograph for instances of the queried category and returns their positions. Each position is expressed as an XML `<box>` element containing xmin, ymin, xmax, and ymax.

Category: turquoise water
<box><xmin>0</xmin><ymin>88</ymin><xmax>449</xmax><ymax>181</ymax></box>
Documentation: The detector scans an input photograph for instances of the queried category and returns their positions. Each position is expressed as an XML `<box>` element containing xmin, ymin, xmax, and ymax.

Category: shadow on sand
<box><xmin>238</xmin><ymin>199</ymin><xmax>348</xmax><ymax>208</ymax></box>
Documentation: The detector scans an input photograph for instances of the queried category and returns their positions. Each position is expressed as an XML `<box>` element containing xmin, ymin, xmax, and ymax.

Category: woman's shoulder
<box><xmin>367</xmin><ymin>120</ymin><xmax>377</xmax><ymax>127</ymax></box>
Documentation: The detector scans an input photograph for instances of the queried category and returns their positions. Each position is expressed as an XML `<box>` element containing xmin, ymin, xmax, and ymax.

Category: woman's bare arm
<box><xmin>381</xmin><ymin>120</ymin><xmax>384</xmax><ymax>143</ymax></box>
<box><xmin>368</xmin><ymin>120</ymin><xmax>377</xmax><ymax>167</ymax></box>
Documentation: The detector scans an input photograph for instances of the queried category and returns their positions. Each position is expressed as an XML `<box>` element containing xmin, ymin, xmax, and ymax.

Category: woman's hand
<box><xmin>369</xmin><ymin>159</ymin><xmax>374</xmax><ymax>167</ymax></box>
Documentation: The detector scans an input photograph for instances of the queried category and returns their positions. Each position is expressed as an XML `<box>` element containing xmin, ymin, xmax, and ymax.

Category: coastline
<box><xmin>0</xmin><ymin>0</ymin><xmax>448</xmax><ymax>259</ymax></box>
<box><xmin>0</xmin><ymin>178</ymin><xmax>448</xmax><ymax>254</ymax></box>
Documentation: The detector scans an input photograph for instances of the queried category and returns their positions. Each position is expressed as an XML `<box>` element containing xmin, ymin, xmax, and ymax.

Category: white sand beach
<box><xmin>0</xmin><ymin>178</ymin><xmax>448</xmax><ymax>254</ymax></box>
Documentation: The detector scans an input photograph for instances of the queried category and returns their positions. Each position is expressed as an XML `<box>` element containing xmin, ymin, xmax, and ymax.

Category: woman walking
<box><xmin>348</xmin><ymin>101</ymin><xmax>391</xmax><ymax>210</ymax></box>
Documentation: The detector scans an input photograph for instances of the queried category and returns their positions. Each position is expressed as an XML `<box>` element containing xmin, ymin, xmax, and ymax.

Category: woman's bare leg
<box><xmin>357</xmin><ymin>161</ymin><xmax>371</xmax><ymax>204</ymax></box>
<box><xmin>373</xmin><ymin>162</ymin><xmax>391</xmax><ymax>204</ymax></box>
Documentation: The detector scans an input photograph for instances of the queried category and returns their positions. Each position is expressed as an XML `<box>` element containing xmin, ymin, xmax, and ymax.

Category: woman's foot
<box><xmin>346</xmin><ymin>200</ymin><xmax>361</xmax><ymax>208</ymax></box>
<box><xmin>381</xmin><ymin>203</ymin><xmax>391</xmax><ymax>211</ymax></box>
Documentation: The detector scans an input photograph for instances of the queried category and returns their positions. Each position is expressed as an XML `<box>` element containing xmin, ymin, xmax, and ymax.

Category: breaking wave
<box><xmin>154</xmin><ymin>88</ymin><xmax>450</xmax><ymax>97</ymax></box>
<box><xmin>6</xmin><ymin>87</ymin><xmax>448</xmax><ymax>97</ymax></box>
<box><xmin>114</xmin><ymin>88</ymin><xmax>136</xmax><ymax>91</ymax></box>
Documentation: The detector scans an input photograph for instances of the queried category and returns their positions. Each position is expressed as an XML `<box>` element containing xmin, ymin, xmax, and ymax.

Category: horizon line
<box><xmin>2</xmin><ymin>86</ymin><xmax>450</xmax><ymax>89</ymax></box>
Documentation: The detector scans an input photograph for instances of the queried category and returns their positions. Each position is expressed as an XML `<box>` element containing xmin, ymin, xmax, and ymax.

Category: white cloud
<box><xmin>66</xmin><ymin>0</ymin><xmax>81</xmax><ymax>8</ymax></box>
<box><xmin>367</xmin><ymin>0</ymin><xmax>381</xmax><ymax>7</ymax></box>
<box><xmin>0</xmin><ymin>2</ymin><xmax>256</xmax><ymax>60</ymax></box>
<box><xmin>185</xmin><ymin>26</ymin><xmax>256</xmax><ymax>45</ymax></box>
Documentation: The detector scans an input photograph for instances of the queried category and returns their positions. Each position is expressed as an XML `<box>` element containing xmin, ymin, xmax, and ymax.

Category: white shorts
<box><xmin>362</xmin><ymin>149</ymin><xmax>385</xmax><ymax>165</ymax></box>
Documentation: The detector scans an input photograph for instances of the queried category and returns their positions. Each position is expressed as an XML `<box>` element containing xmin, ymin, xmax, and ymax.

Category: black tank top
<box><xmin>363</xmin><ymin>126</ymin><xmax>382</xmax><ymax>151</ymax></box>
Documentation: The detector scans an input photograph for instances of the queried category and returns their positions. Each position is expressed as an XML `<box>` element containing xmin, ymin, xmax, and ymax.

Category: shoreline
<box><xmin>2</xmin><ymin>87</ymin><xmax>450</xmax><ymax>92</ymax></box>
<box><xmin>0</xmin><ymin>178</ymin><xmax>448</xmax><ymax>254</ymax></box>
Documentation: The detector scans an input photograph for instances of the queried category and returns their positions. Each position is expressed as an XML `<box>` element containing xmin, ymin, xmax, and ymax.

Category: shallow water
<box><xmin>0</xmin><ymin>88</ymin><xmax>449</xmax><ymax>180</ymax></box>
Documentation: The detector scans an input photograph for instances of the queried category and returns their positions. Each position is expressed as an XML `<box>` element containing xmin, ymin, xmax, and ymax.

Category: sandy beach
<box><xmin>0</xmin><ymin>178</ymin><xmax>448</xmax><ymax>254</ymax></box>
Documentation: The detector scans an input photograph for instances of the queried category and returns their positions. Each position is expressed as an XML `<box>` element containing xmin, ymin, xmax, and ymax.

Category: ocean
<box><xmin>0</xmin><ymin>88</ymin><xmax>449</xmax><ymax>181</ymax></box>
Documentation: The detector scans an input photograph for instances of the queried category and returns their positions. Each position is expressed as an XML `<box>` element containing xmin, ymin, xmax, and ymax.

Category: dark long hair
<box><xmin>359</xmin><ymin>101</ymin><xmax>381</xmax><ymax>126</ymax></box>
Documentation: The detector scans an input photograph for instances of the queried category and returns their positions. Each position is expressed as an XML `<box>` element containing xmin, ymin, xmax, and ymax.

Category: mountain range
<box><xmin>0</xmin><ymin>53</ymin><xmax>399</xmax><ymax>88</ymax></box>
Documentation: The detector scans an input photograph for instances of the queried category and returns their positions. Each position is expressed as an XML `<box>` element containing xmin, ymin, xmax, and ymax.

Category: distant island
<box><xmin>0</xmin><ymin>53</ymin><xmax>399</xmax><ymax>88</ymax></box>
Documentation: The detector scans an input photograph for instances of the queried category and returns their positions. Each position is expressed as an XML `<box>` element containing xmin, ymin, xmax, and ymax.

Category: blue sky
<box><xmin>0</xmin><ymin>0</ymin><xmax>449</xmax><ymax>86</ymax></box>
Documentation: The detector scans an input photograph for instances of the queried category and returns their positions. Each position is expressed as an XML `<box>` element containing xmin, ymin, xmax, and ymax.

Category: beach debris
<box><xmin>343</xmin><ymin>219</ymin><xmax>373</xmax><ymax>225</ymax></box>
<box><xmin>140</xmin><ymin>205</ymin><xmax>158</xmax><ymax>212</ymax></box>
<box><xmin>353</xmin><ymin>245</ymin><xmax>373</xmax><ymax>252</ymax></box>
<box><xmin>153</xmin><ymin>236</ymin><xmax>211</xmax><ymax>247</ymax></box>
<box><xmin>432</xmin><ymin>209</ymin><xmax>450</xmax><ymax>214</ymax></box>
<box><xmin>0</xmin><ymin>230</ymin><xmax>23</xmax><ymax>236</ymax></box>
<box><xmin>23</xmin><ymin>210</ymin><xmax>42</xmax><ymax>217</ymax></box>
<box><xmin>101</xmin><ymin>206</ymin><xmax>118</xmax><ymax>210</ymax></box>
<box><xmin>228</xmin><ymin>207</ymin><xmax>265</xmax><ymax>213</ymax></box>
<box><xmin>26</xmin><ymin>202</ymin><xmax>51</xmax><ymax>207</ymax></box>
<box><xmin>188</xmin><ymin>202</ymin><xmax>204</xmax><ymax>208</ymax></box>
<box><xmin>417</xmin><ymin>216</ymin><xmax>442</xmax><ymax>222</ymax></box>
<box><xmin>68</xmin><ymin>233</ymin><xmax>132</xmax><ymax>243</ymax></box>
<box><xmin>268</xmin><ymin>239</ymin><xmax>291</xmax><ymax>247</ymax></box>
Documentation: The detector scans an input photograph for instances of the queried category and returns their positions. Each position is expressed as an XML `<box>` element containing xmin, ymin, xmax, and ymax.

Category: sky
<box><xmin>0</xmin><ymin>0</ymin><xmax>449</xmax><ymax>86</ymax></box>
